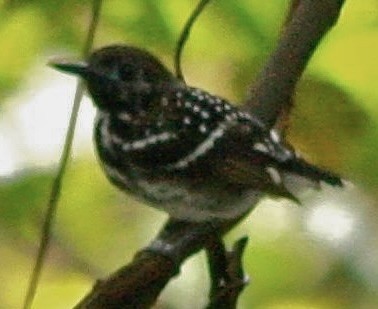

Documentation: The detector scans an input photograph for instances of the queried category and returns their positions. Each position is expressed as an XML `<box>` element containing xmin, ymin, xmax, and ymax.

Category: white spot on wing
<box><xmin>117</xmin><ymin>112</ymin><xmax>132</xmax><ymax>122</ymax></box>
<box><xmin>199</xmin><ymin>124</ymin><xmax>207</xmax><ymax>134</ymax></box>
<box><xmin>183</xmin><ymin>116</ymin><xmax>191</xmax><ymax>125</ymax></box>
<box><xmin>100</xmin><ymin>116</ymin><xmax>112</xmax><ymax>148</ymax></box>
<box><xmin>215</xmin><ymin>105</ymin><xmax>223</xmax><ymax>113</ymax></box>
<box><xmin>147</xmin><ymin>135</ymin><xmax>158</xmax><ymax>144</ymax></box>
<box><xmin>253</xmin><ymin>142</ymin><xmax>269</xmax><ymax>153</ymax></box>
<box><xmin>157</xmin><ymin>132</ymin><xmax>173</xmax><ymax>142</ymax></box>
<box><xmin>270</xmin><ymin>129</ymin><xmax>281</xmax><ymax>143</ymax></box>
<box><xmin>239</xmin><ymin>112</ymin><xmax>253</xmax><ymax>121</ymax></box>
<box><xmin>132</xmin><ymin>140</ymin><xmax>148</xmax><ymax>150</ymax></box>
<box><xmin>121</xmin><ymin>132</ymin><xmax>177</xmax><ymax>152</ymax></box>
<box><xmin>122</xmin><ymin>144</ymin><xmax>131</xmax><ymax>151</ymax></box>
<box><xmin>200</xmin><ymin>111</ymin><xmax>210</xmax><ymax>119</ymax></box>
<box><xmin>167</xmin><ymin>124</ymin><xmax>226</xmax><ymax>169</ymax></box>
<box><xmin>161</xmin><ymin>97</ymin><xmax>169</xmax><ymax>106</ymax></box>
<box><xmin>111</xmin><ymin>134</ymin><xmax>124</xmax><ymax>145</ymax></box>
<box><xmin>185</xmin><ymin>101</ymin><xmax>192</xmax><ymax>108</ymax></box>
<box><xmin>224</xmin><ymin>104</ymin><xmax>231</xmax><ymax>111</ymax></box>
<box><xmin>266</xmin><ymin>167</ymin><xmax>282</xmax><ymax>184</ymax></box>
<box><xmin>208</xmin><ymin>98</ymin><xmax>216</xmax><ymax>105</ymax></box>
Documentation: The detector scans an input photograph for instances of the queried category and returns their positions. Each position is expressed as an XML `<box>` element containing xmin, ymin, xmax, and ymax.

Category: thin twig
<box><xmin>206</xmin><ymin>237</ymin><xmax>249</xmax><ymax>309</ymax></box>
<box><xmin>174</xmin><ymin>0</ymin><xmax>213</xmax><ymax>82</ymax></box>
<box><xmin>22</xmin><ymin>1</ymin><xmax>102</xmax><ymax>308</ymax></box>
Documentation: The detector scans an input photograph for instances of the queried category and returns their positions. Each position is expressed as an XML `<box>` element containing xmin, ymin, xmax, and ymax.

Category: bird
<box><xmin>50</xmin><ymin>45</ymin><xmax>342</xmax><ymax>222</ymax></box>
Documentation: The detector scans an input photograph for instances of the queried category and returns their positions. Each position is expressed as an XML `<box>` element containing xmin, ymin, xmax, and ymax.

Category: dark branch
<box><xmin>206</xmin><ymin>237</ymin><xmax>249</xmax><ymax>309</ymax></box>
<box><xmin>74</xmin><ymin>251</ymin><xmax>176</xmax><ymax>309</ymax></box>
<box><xmin>245</xmin><ymin>0</ymin><xmax>345</xmax><ymax>129</ymax></box>
<box><xmin>74</xmin><ymin>218</ymin><xmax>244</xmax><ymax>308</ymax></box>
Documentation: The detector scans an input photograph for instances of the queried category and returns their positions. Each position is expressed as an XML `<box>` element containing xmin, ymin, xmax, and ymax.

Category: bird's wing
<box><xmin>206</xmin><ymin>123</ymin><xmax>301</xmax><ymax>202</ymax></box>
<box><xmin>123</xmin><ymin>86</ymin><xmax>251</xmax><ymax>169</ymax></box>
<box><xmin>213</xmin><ymin>122</ymin><xmax>342</xmax><ymax>192</ymax></box>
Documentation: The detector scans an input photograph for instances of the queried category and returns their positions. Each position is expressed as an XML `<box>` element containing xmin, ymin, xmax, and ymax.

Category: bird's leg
<box><xmin>145</xmin><ymin>219</ymin><xmax>220</xmax><ymax>273</ymax></box>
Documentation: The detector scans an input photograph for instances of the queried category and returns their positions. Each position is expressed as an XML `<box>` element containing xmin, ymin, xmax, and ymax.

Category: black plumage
<box><xmin>51</xmin><ymin>45</ymin><xmax>342</xmax><ymax>221</ymax></box>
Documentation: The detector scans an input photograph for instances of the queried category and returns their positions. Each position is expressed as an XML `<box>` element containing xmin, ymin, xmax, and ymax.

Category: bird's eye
<box><xmin>119</xmin><ymin>64</ymin><xmax>136</xmax><ymax>81</ymax></box>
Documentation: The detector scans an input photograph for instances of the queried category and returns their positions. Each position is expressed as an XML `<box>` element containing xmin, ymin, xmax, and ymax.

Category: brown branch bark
<box><xmin>74</xmin><ymin>1</ymin><xmax>346</xmax><ymax>308</ymax></box>
<box><xmin>246</xmin><ymin>0</ymin><xmax>345</xmax><ymax>129</ymax></box>
<box><xmin>206</xmin><ymin>237</ymin><xmax>249</xmax><ymax>309</ymax></box>
<box><xmin>74</xmin><ymin>218</ymin><xmax>243</xmax><ymax>308</ymax></box>
<box><xmin>74</xmin><ymin>250</ymin><xmax>175</xmax><ymax>309</ymax></box>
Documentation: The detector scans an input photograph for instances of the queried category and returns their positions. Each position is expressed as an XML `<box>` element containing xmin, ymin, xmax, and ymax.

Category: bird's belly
<box><xmin>100</xmin><ymin>151</ymin><xmax>262</xmax><ymax>221</ymax></box>
<box><xmin>132</xmin><ymin>176</ymin><xmax>262</xmax><ymax>222</ymax></box>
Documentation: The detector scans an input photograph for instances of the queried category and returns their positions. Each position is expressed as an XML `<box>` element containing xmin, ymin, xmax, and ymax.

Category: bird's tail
<box><xmin>279</xmin><ymin>157</ymin><xmax>343</xmax><ymax>187</ymax></box>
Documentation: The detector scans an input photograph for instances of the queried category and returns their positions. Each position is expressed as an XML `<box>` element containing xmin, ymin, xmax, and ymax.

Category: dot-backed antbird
<box><xmin>51</xmin><ymin>45</ymin><xmax>342</xmax><ymax>221</ymax></box>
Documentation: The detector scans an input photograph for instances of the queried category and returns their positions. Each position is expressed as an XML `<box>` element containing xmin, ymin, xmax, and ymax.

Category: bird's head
<box><xmin>50</xmin><ymin>45</ymin><xmax>175</xmax><ymax>113</ymax></box>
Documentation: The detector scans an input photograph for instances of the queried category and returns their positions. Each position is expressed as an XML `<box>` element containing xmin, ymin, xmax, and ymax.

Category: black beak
<box><xmin>48</xmin><ymin>59</ymin><xmax>89</xmax><ymax>77</ymax></box>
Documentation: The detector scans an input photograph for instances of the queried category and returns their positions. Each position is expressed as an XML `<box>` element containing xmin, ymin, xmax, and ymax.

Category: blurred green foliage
<box><xmin>0</xmin><ymin>1</ymin><xmax>377</xmax><ymax>308</ymax></box>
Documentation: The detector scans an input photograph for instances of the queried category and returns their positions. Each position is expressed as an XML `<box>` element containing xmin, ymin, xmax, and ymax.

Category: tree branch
<box><xmin>74</xmin><ymin>218</ymin><xmax>244</xmax><ymax>308</ymax></box>
<box><xmin>206</xmin><ymin>237</ymin><xmax>249</xmax><ymax>309</ymax></box>
<box><xmin>245</xmin><ymin>0</ymin><xmax>345</xmax><ymax>129</ymax></box>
